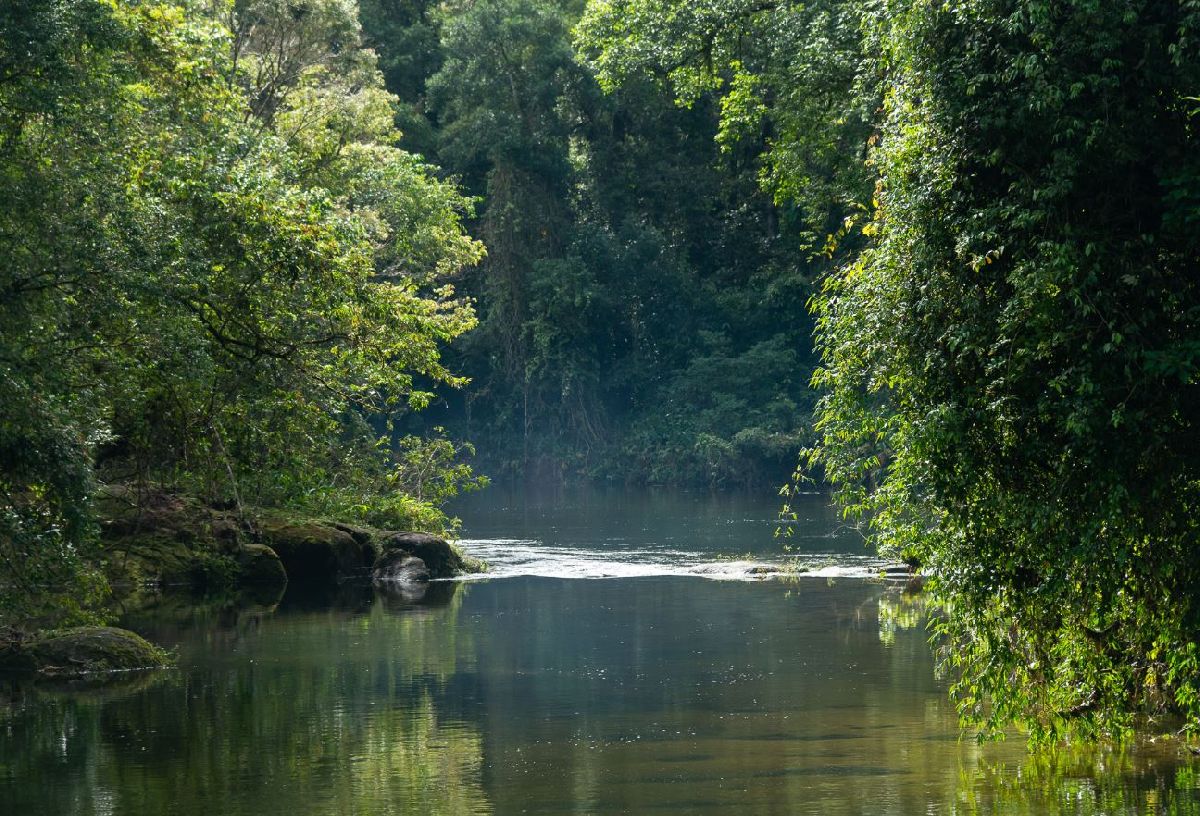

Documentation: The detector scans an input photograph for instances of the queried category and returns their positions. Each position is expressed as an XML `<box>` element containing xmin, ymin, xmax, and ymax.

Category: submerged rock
<box><xmin>0</xmin><ymin>627</ymin><xmax>171</xmax><ymax>677</ymax></box>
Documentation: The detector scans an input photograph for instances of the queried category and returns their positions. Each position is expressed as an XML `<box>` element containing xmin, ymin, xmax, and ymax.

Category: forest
<box><xmin>3</xmin><ymin>0</ymin><xmax>1200</xmax><ymax>765</ymax></box>
<box><xmin>358</xmin><ymin>0</ymin><xmax>821</xmax><ymax>487</ymax></box>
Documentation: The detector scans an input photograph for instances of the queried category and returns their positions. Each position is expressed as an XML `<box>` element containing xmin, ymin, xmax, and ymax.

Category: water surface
<box><xmin>1</xmin><ymin>488</ymin><xmax>1197</xmax><ymax>814</ymax></box>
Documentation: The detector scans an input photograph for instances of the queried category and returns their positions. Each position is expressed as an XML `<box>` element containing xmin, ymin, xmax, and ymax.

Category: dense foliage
<box><xmin>360</xmin><ymin>0</ymin><xmax>820</xmax><ymax>486</ymax></box>
<box><xmin>7</xmin><ymin>0</ymin><xmax>1200</xmax><ymax>744</ymax></box>
<box><xmin>0</xmin><ymin>0</ymin><xmax>483</xmax><ymax>623</ymax></box>
<box><xmin>583</xmin><ymin>0</ymin><xmax>1200</xmax><ymax>740</ymax></box>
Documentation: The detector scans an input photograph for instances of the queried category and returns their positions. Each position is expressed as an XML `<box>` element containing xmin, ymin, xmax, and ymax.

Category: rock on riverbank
<box><xmin>96</xmin><ymin>486</ymin><xmax>484</xmax><ymax>592</ymax></box>
<box><xmin>0</xmin><ymin>627</ymin><xmax>171</xmax><ymax>677</ymax></box>
<box><xmin>373</xmin><ymin>532</ymin><xmax>487</xmax><ymax>585</ymax></box>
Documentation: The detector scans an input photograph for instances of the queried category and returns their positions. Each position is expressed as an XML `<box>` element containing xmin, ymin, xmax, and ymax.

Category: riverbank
<box><xmin>97</xmin><ymin>485</ymin><xmax>485</xmax><ymax>593</ymax></box>
<box><xmin>0</xmin><ymin>486</ymin><xmax>485</xmax><ymax>680</ymax></box>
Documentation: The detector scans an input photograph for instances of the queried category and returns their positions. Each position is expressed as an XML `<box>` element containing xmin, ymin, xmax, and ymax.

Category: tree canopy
<box><xmin>0</xmin><ymin>0</ymin><xmax>483</xmax><ymax>623</ymax></box>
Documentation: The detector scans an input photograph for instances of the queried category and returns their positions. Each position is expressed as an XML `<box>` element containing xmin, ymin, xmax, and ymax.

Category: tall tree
<box><xmin>0</xmin><ymin>0</ymin><xmax>482</xmax><ymax>624</ymax></box>
<box><xmin>820</xmin><ymin>0</ymin><xmax>1200</xmax><ymax>741</ymax></box>
<box><xmin>362</xmin><ymin>0</ymin><xmax>818</xmax><ymax>484</ymax></box>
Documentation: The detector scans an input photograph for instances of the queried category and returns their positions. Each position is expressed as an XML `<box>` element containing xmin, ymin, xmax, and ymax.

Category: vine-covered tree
<box><xmin>582</xmin><ymin>0</ymin><xmax>1200</xmax><ymax>740</ymax></box>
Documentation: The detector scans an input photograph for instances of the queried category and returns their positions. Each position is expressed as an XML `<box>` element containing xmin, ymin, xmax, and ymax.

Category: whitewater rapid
<box><xmin>451</xmin><ymin>538</ymin><xmax>903</xmax><ymax>582</ymax></box>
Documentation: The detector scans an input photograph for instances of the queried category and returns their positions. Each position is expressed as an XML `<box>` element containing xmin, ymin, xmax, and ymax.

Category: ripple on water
<box><xmin>451</xmin><ymin>538</ymin><xmax>897</xmax><ymax>582</ymax></box>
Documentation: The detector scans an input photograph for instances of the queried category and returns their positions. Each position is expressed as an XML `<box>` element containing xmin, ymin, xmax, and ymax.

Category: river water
<box><xmin>1</xmin><ymin>488</ymin><xmax>1198</xmax><ymax>814</ymax></box>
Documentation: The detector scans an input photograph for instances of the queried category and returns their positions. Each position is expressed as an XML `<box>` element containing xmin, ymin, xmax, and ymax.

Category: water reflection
<box><xmin>970</xmin><ymin>745</ymin><xmax>1200</xmax><ymax>815</ymax></box>
<box><xmin>876</xmin><ymin>588</ymin><xmax>926</xmax><ymax>648</ymax></box>
<box><xmin>1</xmin><ymin>583</ymin><xmax>490</xmax><ymax>816</ymax></box>
<box><xmin>1</xmin><ymin>490</ymin><xmax>1198</xmax><ymax>814</ymax></box>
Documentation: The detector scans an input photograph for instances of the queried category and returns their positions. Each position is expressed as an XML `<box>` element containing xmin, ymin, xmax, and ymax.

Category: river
<box><xmin>1</xmin><ymin>488</ymin><xmax>1197</xmax><ymax>814</ymax></box>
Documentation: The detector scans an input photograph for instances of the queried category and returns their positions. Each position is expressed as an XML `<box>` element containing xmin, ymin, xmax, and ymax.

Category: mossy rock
<box><xmin>104</xmin><ymin>535</ymin><xmax>251</xmax><ymax>591</ymax></box>
<box><xmin>94</xmin><ymin>485</ymin><xmax>473</xmax><ymax>586</ymax></box>
<box><xmin>97</xmin><ymin>486</ymin><xmax>247</xmax><ymax>589</ymax></box>
<box><xmin>237</xmin><ymin>543</ymin><xmax>288</xmax><ymax>585</ymax></box>
<box><xmin>260</xmin><ymin>520</ymin><xmax>376</xmax><ymax>582</ymax></box>
<box><xmin>0</xmin><ymin>627</ymin><xmax>171</xmax><ymax>677</ymax></box>
<box><xmin>104</xmin><ymin>535</ymin><xmax>210</xmax><ymax>587</ymax></box>
<box><xmin>330</xmin><ymin>522</ymin><xmax>374</xmax><ymax>548</ymax></box>
<box><xmin>372</xmin><ymin>550</ymin><xmax>431</xmax><ymax>584</ymax></box>
<box><xmin>378</xmin><ymin>532</ymin><xmax>484</xmax><ymax>578</ymax></box>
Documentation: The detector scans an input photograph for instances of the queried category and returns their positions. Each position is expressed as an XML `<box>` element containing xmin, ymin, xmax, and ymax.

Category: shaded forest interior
<box><xmin>359</xmin><ymin>0</ymin><xmax>819</xmax><ymax>488</ymax></box>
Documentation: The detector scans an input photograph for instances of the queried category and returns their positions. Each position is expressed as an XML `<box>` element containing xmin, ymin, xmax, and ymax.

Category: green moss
<box><xmin>258</xmin><ymin>519</ymin><xmax>375</xmax><ymax>581</ymax></box>
<box><xmin>103</xmin><ymin>533</ymin><xmax>216</xmax><ymax>588</ymax></box>
<box><xmin>237</xmin><ymin>543</ymin><xmax>288</xmax><ymax>585</ymax></box>
<box><xmin>95</xmin><ymin>487</ymin><xmax>478</xmax><ymax>590</ymax></box>
<box><xmin>0</xmin><ymin>627</ymin><xmax>172</xmax><ymax>677</ymax></box>
<box><xmin>454</xmin><ymin>545</ymin><xmax>488</xmax><ymax>576</ymax></box>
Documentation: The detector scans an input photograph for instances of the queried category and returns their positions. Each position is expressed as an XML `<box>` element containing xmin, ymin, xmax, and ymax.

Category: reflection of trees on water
<box><xmin>874</xmin><ymin>589</ymin><xmax>1200</xmax><ymax>816</ymax></box>
<box><xmin>0</xmin><ymin>583</ymin><xmax>492</xmax><ymax>816</ymax></box>
<box><xmin>952</xmin><ymin>744</ymin><xmax>1200</xmax><ymax>815</ymax></box>
<box><xmin>3</xmin><ymin>579</ymin><xmax>1198</xmax><ymax>815</ymax></box>
<box><xmin>877</xmin><ymin>590</ymin><xmax>925</xmax><ymax>648</ymax></box>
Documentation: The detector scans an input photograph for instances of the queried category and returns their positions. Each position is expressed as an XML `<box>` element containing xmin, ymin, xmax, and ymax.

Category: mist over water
<box><xmin>450</xmin><ymin>486</ymin><xmax>894</xmax><ymax>580</ymax></box>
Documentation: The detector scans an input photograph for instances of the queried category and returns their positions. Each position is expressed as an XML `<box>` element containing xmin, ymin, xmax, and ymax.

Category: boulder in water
<box><xmin>260</xmin><ymin>520</ymin><xmax>377</xmax><ymax>582</ymax></box>
<box><xmin>0</xmin><ymin>627</ymin><xmax>171</xmax><ymax>677</ymax></box>
<box><xmin>379</xmin><ymin>532</ymin><xmax>481</xmax><ymax>578</ymax></box>
<box><xmin>372</xmin><ymin>550</ymin><xmax>431</xmax><ymax>584</ymax></box>
<box><xmin>237</xmin><ymin>543</ymin><xmax>288</xmax><ymax>585</ymax></box>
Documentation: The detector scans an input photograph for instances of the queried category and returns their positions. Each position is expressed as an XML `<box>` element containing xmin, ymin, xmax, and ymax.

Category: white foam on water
<box><xmin>451</xmin><ymin>538</ymin><xmax>897</xmax><ymax>582</ymax></box>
